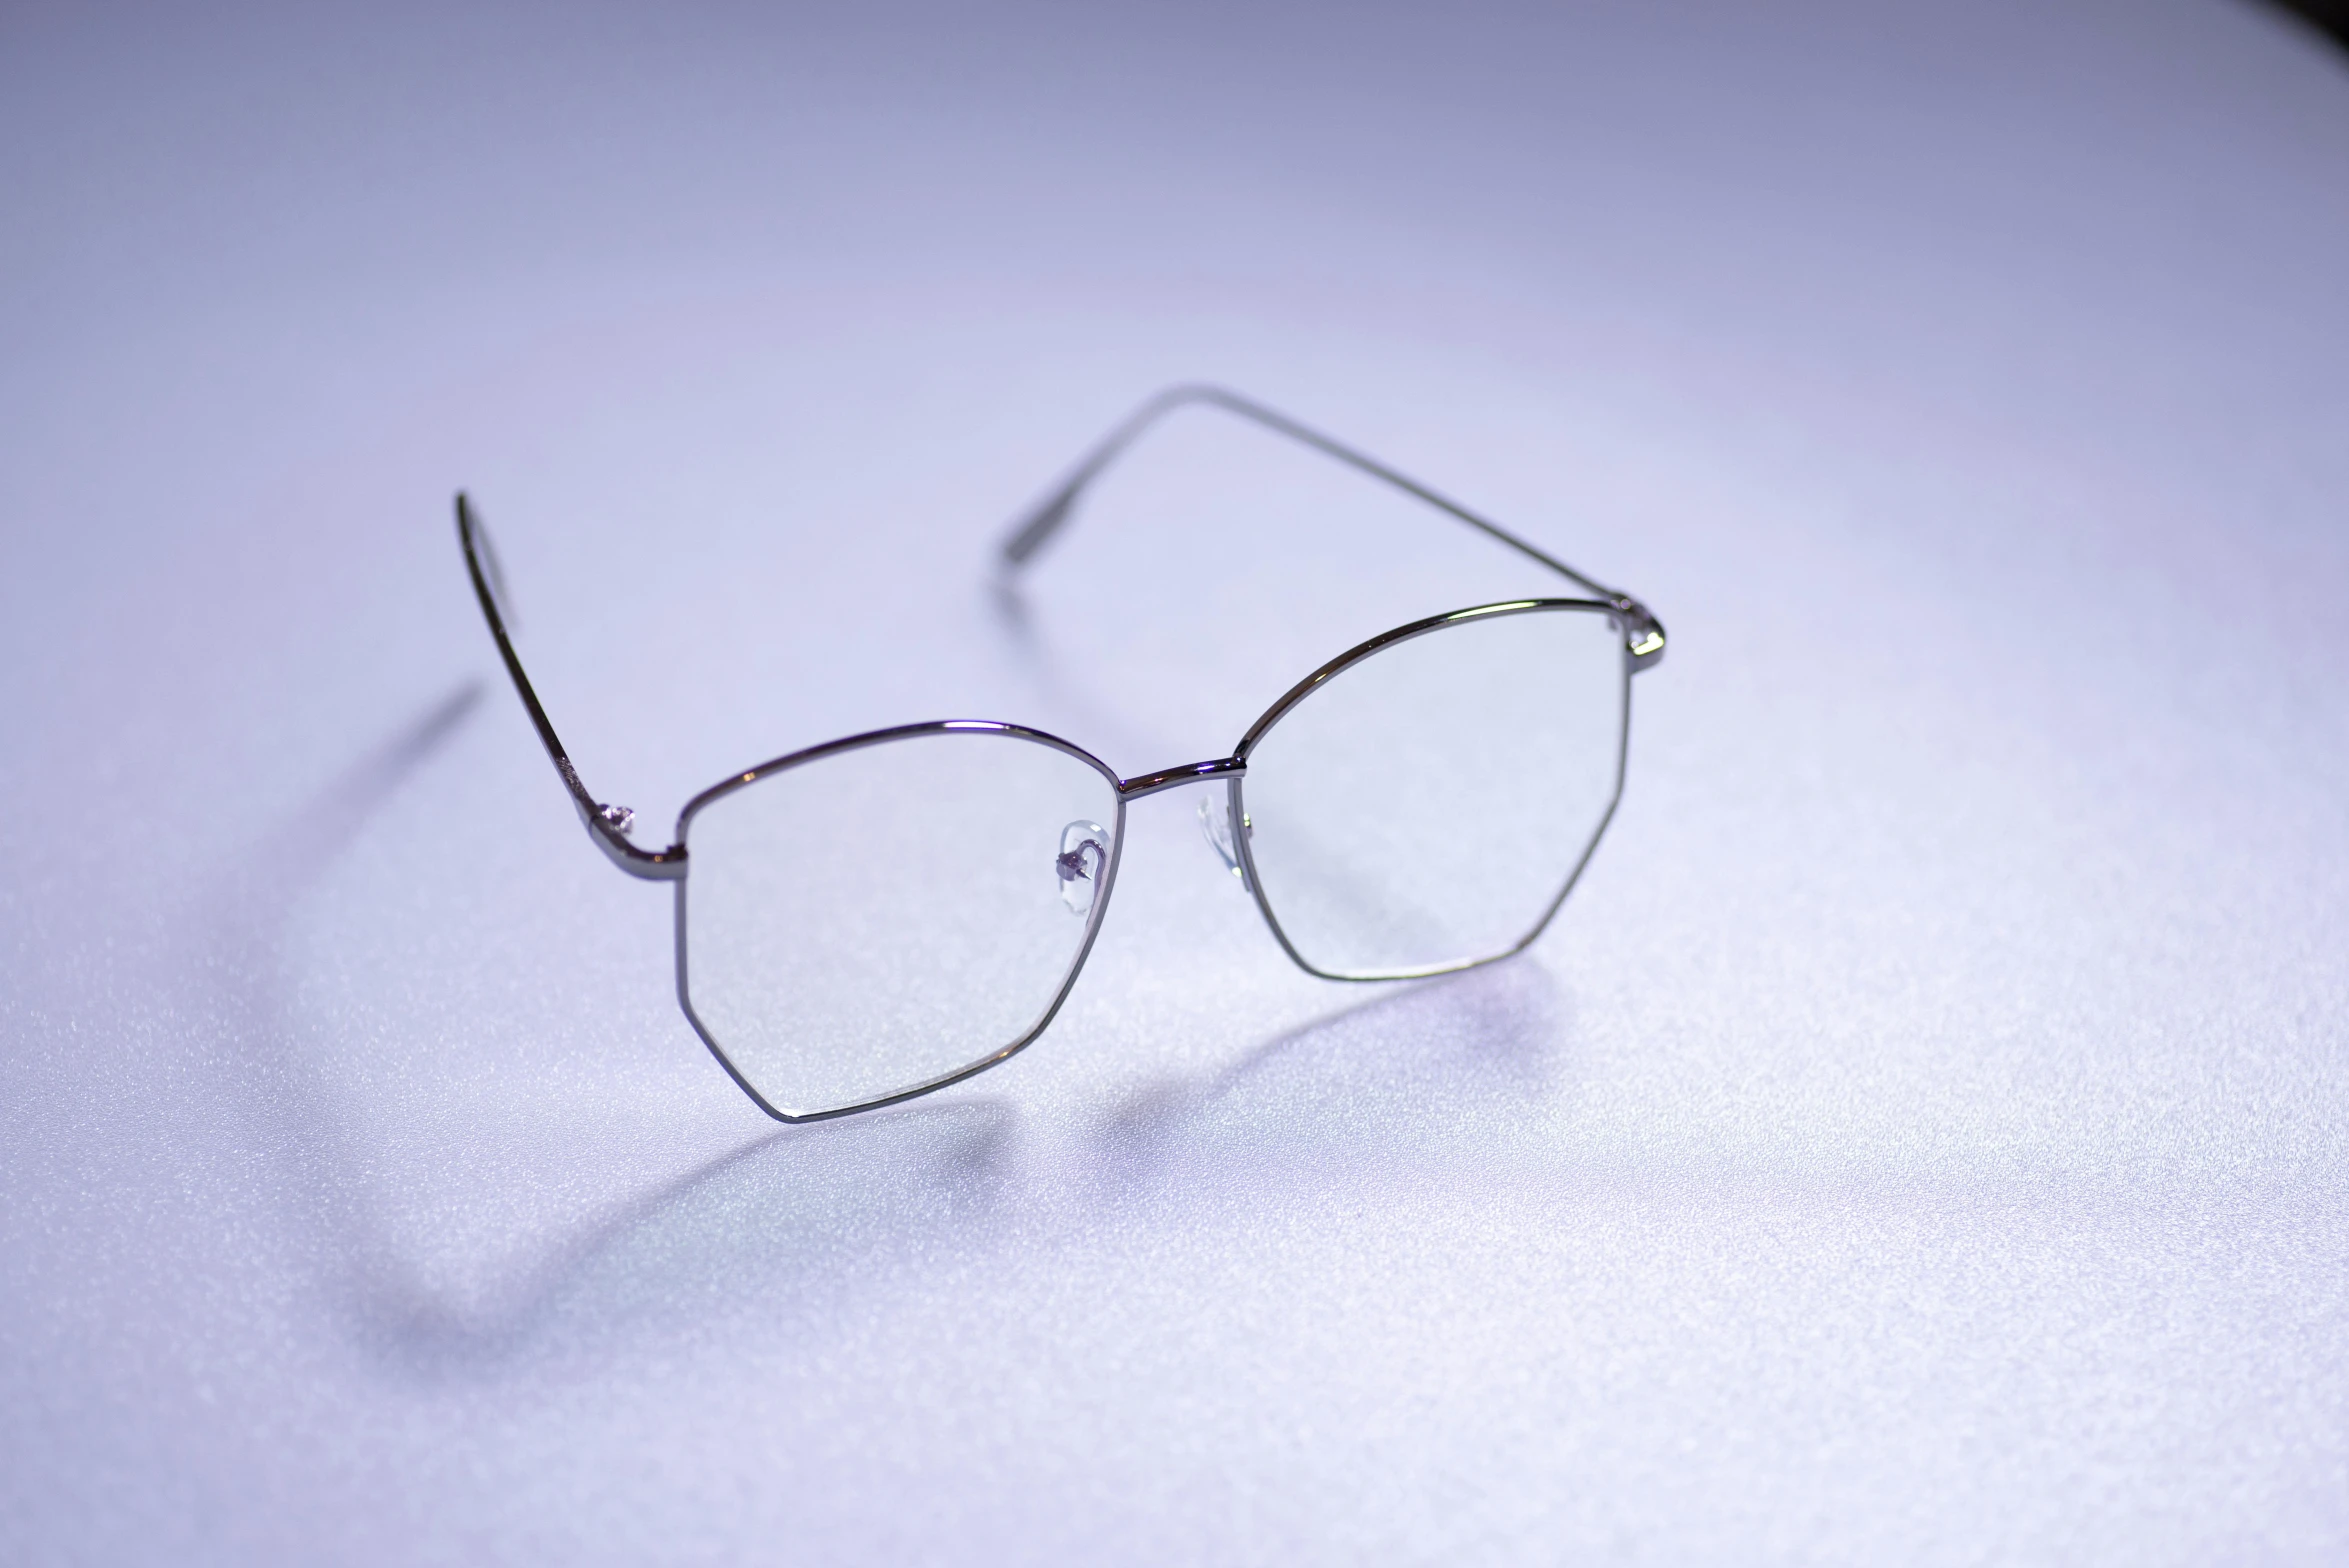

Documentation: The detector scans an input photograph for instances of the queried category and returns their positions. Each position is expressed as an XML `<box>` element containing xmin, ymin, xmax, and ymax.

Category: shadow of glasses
<box><xmin>189</xmin><ymin>680</ymin><xmax>1026</xmax><ymax>1381</ymax></box>
<box><xmin>1086</xmin><ymin>957</ymin><xmax>1572</xmax><ymax>1185</ymax></box>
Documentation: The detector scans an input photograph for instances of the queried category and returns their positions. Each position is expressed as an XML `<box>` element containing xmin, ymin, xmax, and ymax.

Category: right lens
<box><xmin>679</xmin><ymin>726</ymin><xmax>1122</xmax><ymax>1118</ymax></box>
<box><xmin>1237</xmin><ymin>603</ymin><xmax>1628</xmax><ymax>978</ymax></box>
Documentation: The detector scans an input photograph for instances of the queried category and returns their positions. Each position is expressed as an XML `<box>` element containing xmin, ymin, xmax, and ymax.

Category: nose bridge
<box><xmin>1117</xmin><ymin>755</ymin><xmax>1246</xmax><ymax>800</ymax></box>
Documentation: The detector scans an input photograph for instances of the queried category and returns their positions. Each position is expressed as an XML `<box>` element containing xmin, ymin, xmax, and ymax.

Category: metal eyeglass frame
<box><xmin>455</xmin><ymin>383</ymin><xmax>1667</xmax><ymax>1122</ymax></box>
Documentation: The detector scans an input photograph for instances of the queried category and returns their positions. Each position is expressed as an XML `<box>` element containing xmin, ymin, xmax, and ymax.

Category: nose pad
<box><xmin>1056</xmin><ymin>820</ymin><xmax>1110</xmax><ymax>915</ymax></box>
<box><xmin>1197</xmin><ymin>791</ymin><xmax>1252</xmax><ymax>892</ymax></box>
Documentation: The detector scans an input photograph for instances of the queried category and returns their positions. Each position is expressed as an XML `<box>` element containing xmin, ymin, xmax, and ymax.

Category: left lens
<box><xmin>1236</xmin><ymin>603</ymin><xmax>1628</xmax><ymax>979</ymax></box>
<box><xmin>678</xmin><ymin>727</ymin><xmax>1122</xmax><ymax>1118</ymax></box>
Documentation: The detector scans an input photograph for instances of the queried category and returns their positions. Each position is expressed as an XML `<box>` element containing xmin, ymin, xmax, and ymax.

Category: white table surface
<box><xmin>5</xmin><ymin>2</ymin><xmax>2346</xmax><ymax>1562</ymax></box>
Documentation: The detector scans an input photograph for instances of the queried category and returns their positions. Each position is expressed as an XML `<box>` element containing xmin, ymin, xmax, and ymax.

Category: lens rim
<box><xmin>1228</xmin><ymin>598</ymin><xmax>1634</xmax><ymax>982</ymax></box>
<box><xmin>670</xmin><ymin>721</ymin><xmax>1128</xmax><ymax>1123</ymax></box>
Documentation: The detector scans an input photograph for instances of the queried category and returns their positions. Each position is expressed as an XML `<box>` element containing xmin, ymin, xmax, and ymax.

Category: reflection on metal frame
<box><xmin>454</xmin><ymin>384</ymin><xmax>1667</xmax><ymax>1123</ymax></box>
<box><xmin>456</xmin><ymin>495</ymin><xmax>687</xmax><ymax>882</ymax></box>
<box><xmin>1119</xmin><ymin>755</ymin><xmax>1247</xmax><ymax>799</ymax></box>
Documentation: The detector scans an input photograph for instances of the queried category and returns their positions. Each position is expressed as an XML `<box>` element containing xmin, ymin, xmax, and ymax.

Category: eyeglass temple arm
<box><xmin>996</xmin><ymin>383</ymin><xmax>1665</xmax><ymax>671</ymax></box>
<box><xmin>453</xmin><ymin>493</ymin><xmax>687</xmax><ymax>881</ymax></box>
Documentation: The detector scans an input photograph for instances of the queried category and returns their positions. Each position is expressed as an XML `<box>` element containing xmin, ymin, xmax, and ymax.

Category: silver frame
<box><xmin>454</xmin><ymin>383</ymin><xmax>1667</xmax><ymax>1123</ymax></box>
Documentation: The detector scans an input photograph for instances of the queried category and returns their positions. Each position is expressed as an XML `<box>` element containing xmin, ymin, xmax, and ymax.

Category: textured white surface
<box><xmin>4</xmin><ymin>2</ymin><xmax>2347</xmax><ymax>1562</ymax></box>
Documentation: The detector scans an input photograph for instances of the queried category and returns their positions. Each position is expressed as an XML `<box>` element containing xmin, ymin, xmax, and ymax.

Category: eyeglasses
<box><xmin>456</xmin><ymin>385</ymin><xmax>1666</xmax><ymax>1122</ymax></box>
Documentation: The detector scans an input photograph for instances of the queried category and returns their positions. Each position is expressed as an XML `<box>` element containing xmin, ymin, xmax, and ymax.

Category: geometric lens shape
<box><xmin>678</xmin><ymin>726</ymin><xmax>1123</xmax><ymax>1118</ymax></box>
<box><xmin>1235</xmin><ymin>603</ymin><xmax>1629</xmax><ymax>979</ymax></box>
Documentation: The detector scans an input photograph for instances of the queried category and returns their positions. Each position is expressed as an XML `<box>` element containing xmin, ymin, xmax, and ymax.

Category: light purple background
<box><xmin>5</xmin><ymin>2</ymin><xmax>2347</xmax><ymax>1561</ymax></box>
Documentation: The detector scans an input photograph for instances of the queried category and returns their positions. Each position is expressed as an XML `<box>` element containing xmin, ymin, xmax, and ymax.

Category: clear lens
<box><xmin>1237</xmin><ymin>605</ymin><xmax>1627</xmax><ymax>978</ymax></box>
<box><xmin>680</xmin><ymin>728</ymin><xmax>1121</xmax><ymax>1117</ymax></box>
